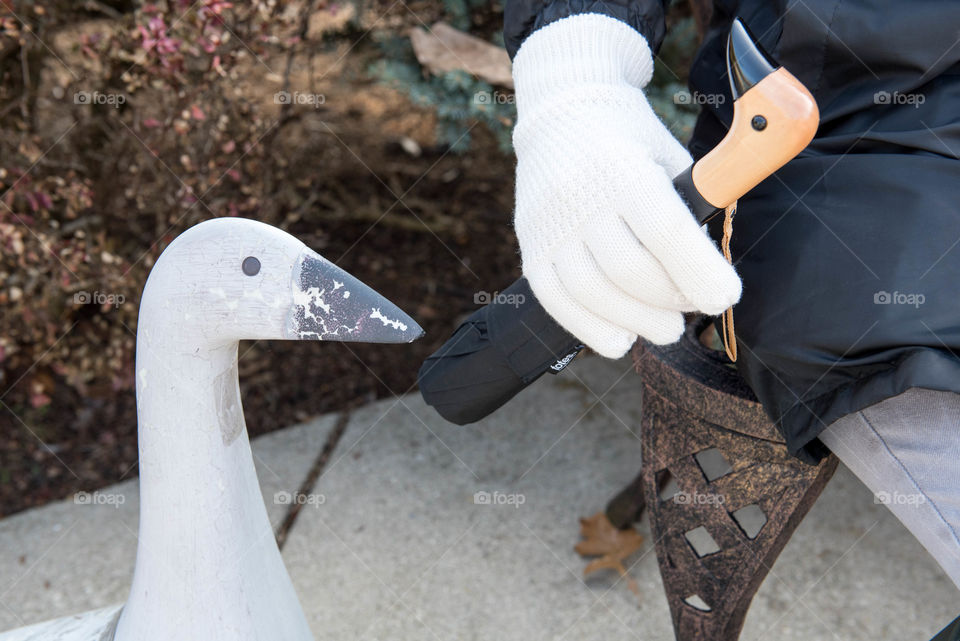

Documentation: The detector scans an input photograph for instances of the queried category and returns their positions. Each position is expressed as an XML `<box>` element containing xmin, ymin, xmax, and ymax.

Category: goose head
<box><xmin>138</xmin><ymin>216</ymin><xmax>423</xmax><ymax>348</ymax></box>
<box><xmin>116</xmin><ymin>217</ymin><xmax>422</xmax><ymax>641</ymax></box>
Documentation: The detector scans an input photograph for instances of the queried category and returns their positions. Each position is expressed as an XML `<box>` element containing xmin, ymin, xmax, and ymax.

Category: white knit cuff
<box><xmin>512</xmin><ymin>13</ymin><xmax>655</xmax><ymax>112</ymax></box>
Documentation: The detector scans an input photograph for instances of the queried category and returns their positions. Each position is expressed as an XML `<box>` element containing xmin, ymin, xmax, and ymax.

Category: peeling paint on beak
<box><xmin>286</xmin><ymin>249</ymin><xmax>425</xmax><ymax>343</ymax></box>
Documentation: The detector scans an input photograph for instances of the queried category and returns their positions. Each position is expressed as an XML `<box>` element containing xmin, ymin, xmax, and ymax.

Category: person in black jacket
<box><xmin>504</xmin><ymin>0</ymin><xmax>960</xmax><ymax>633</ymax></box>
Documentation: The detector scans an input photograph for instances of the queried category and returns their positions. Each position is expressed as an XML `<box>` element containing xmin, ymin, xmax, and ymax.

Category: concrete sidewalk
<box><xmin>0</xmin><ymin>355</ymin><xmax>956</xmax><ymax>640</ymax></box>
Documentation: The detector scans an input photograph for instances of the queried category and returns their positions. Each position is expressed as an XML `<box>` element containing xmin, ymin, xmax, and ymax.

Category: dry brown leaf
<box><xmin>307</xmin><ymin>4</ymin><xmax>356</xmax><ymax>39</ymax></box>
<box><xmin>575</xmin><ymin>512</ymin><xmax>644</xmax><ymax>597</ymax></box>
<box><xmin>408</xmin><ymin>22</ymin><xmax>513</xmax><ymax>88</ymax></box>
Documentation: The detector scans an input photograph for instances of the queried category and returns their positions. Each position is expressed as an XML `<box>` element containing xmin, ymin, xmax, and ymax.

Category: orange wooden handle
<box><xmin>692</xmin><ymin>67</ymin><xmax>819</xmax><ymax>208</ymax></box>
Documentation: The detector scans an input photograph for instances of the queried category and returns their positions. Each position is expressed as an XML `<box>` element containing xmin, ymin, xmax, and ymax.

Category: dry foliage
<box><xmin>575</xmin><ymin>511</ymin><xmax>644</xmax><ymax>598</ymax></box>
<box><xmin>0</xmin><ymin>0</ymin><xmax>525</xmax><ymax>515</ymax></box>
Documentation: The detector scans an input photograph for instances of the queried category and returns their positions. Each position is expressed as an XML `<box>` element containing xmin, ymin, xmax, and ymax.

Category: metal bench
<box><xmin>602</xmin><ymin>318</ymin><xmax>837</xmax><ymax>641</ymax></box>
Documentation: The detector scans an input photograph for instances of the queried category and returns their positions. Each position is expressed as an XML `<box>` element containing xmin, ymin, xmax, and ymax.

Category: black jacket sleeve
<box><xmin>503</xmin><ymin>0</ymin><xmax>669</xmax><ymax>59</ymax></box>
<box><xmin>932</xmin><ymin>615</ymin><xmax>960</xmax><ymax>641</ymax></box>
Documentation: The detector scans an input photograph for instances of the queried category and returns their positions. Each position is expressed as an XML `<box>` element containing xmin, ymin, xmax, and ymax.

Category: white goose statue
<box><xmin>0</xmin><ymin>218</ymin><xmax>423</xmax><ymax>641</ymax></box>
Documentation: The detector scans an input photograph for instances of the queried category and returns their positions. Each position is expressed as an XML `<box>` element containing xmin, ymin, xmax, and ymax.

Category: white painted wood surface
<box><xmin>117</xmin><ymin>219</ymin><xmax>317</xmax><ymax>641</ymax></box>
<box><xmin>0</xmin><ymin>218</ymin><xmax>421</xmax><ymax>641</ymax></box>
<box><xmin>0</xmin><ymin>607</ymin><xmax>122</xmax><ymax>641</ymax></box>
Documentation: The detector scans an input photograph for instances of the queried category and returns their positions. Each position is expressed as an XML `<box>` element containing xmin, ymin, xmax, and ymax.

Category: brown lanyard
<box><xmin>720</xmin><ymin>202</ymin><xmax>738</xmax><ymax>362</ymax></box>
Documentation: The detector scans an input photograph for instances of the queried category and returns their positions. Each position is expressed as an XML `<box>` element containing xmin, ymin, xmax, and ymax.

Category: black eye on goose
<box><xmin>241</xmin><ymin>256</ymin><xmax>261</xmax><ymax>276</ymax></box>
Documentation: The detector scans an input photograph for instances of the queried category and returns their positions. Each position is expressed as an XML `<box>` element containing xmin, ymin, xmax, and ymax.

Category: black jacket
<box><xmin>504</xmin><ymin>0</ymin><xmax>960</xmax><ymax>464</ymax></box>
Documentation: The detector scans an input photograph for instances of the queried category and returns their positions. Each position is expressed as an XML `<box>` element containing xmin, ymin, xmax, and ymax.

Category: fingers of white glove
<box><xmin>633</xmin><ymin>99</ymin><xmax>692</xmax><ymax>179</ymax></box>
<box><xmin>583</xmin><ymin>218</ymin><xmax>695</xmax><ymax>312</ymax></box>
<box><xmin>651</xmin><ymin>128</ymin><xmax>693</xmax><ymax>180</ymax></box>
<box><xmin>526</xmin><ymin>268</ymin><xmax>637</xmax><ymax>359</ymax></box>
<box><xmin>553</xmin><ymin>244</ymin><xmax>685</xmax><ymax>345</ymax></box>
<box><xmin>621</xmin><ymin>166</ymin><xmax>742</xmax><ymax>315</ymax></box>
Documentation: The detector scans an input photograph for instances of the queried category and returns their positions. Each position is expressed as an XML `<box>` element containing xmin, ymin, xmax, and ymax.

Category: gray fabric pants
<box><xmin>819</xmin><ymin>388</ymin><xmax>960</xmax><ymax>590</ymax></box>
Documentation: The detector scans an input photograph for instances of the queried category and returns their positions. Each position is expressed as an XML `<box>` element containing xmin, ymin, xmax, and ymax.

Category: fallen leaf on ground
<box><xmin>575</xmin><ymin>511</ymin><xmax>644</xmax><ymax>598</ymax></box>
<box><xmin>408</xmin><ymin>22</ymin><xmax>513</xmax><ymax>88</ymax></box>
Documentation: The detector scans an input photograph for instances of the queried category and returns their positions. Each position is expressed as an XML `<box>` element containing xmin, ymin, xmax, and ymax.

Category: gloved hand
<box><xmin>512</xmin><ymin>13</ymin><xmax>742</xmax><ymax>358</ymax></box>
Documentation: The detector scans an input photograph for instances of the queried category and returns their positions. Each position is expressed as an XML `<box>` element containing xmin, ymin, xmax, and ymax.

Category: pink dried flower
<box><xmin>138</xmin><ymin>15</ymin><xmax>180</xmax><ymax>57</ymax></box>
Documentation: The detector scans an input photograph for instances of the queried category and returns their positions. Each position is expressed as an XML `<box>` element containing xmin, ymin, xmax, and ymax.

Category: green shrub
<box><xmin>369</xmin><ymin>35</ymin><xmax>515</xmax><ymax>153</ymax></box>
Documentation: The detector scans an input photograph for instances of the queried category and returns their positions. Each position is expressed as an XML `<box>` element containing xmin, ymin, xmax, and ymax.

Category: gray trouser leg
<box><xmin>819</xmin><ymin>388</ymin><xmax>960</xmax><ymax>590</ymax></box>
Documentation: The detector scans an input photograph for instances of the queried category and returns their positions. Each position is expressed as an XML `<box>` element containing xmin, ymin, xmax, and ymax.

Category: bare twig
<box><xmin>81</xmin><ymin>1</ymin><xmax>123</xmax><ymax>19</ymax></box>
<box><xmin>0</xmin><ymin>40</ymin><xmax>17</xmax><ymax>63</ymax></box>
<box><xmin>279</xmin><ymin>0</ymin><xmax>320</xmax><ymax>113</ymax></box>
<box><xmin>19</xmin><ymin>39</ymin><xmax>30</xmax><ymax>123</ymax></box>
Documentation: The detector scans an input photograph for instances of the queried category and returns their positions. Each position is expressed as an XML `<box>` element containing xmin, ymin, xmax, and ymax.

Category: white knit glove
<box><xmin>512</xmin><ymin>14</ymin><xmax>742</xmax><ymax>358</ymax></box>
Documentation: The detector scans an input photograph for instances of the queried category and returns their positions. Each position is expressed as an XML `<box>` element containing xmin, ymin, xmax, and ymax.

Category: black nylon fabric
<box><xmin>690</xmin><ymin>0</ymin><xmax>960</xmax><ymax>462</ymax></box>
<box><xmin>503</xmin><ymin>0</ymin><xmax>960</xmax><ymax>466</ymax></box>
<box><xmin>503</xmin><ymin>0</ymin><xmax>668</xmax><ymax>59</ymax></box>
<box><xmin>418</xmin><ymin>277</ymin><xmax>583</xmax><ymax>425</ymax></box>
<box><xmin>933</xmin><ymin>614</ymin><xmax>960</xmax><ymax>641</ymax></box>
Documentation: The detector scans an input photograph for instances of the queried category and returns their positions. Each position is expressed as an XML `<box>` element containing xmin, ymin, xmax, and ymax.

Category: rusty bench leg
<box><xmin>604</xmin><ymin>321</ymin><xmax>837</xmax><ymax>641</ymax></box>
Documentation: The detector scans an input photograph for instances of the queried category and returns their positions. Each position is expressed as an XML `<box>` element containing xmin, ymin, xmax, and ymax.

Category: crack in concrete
<box><xmin>274</xmin><ymin>410</ymin><xmax>352</xmax><ymax>550</ymax></box>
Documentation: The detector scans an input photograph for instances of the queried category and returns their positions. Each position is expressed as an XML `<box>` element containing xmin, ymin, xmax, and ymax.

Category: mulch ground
<box><xmin>0</xmin><ymin>77</ymin><xmax>520</xmax><ymax>518</ymax></box>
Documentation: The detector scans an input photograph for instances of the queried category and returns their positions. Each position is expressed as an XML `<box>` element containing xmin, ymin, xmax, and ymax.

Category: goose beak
<box><xmin>287</xmin><ymin>249</ymin><xmax>424</xmax><ymax>344</ymax></box>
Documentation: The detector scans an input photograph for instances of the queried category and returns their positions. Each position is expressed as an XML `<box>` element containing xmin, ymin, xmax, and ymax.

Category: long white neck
<box><xmin>114</xmin><ymin>322</ymin><xmax>313</xmax><ymax>641</ymax></box>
